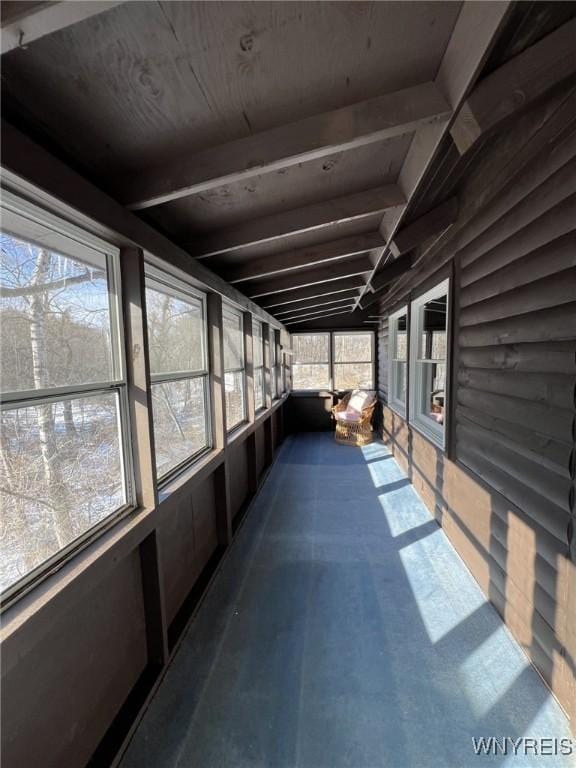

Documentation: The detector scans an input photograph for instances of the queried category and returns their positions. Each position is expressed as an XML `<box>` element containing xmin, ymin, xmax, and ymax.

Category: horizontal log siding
<box><xmin>378</xmin><ymin>95</ymin><xmax>576</xmax><ymax>722</ymax></box>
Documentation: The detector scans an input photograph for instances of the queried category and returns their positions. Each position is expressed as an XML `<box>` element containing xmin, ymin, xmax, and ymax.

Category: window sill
<box><xmin>388</xmin><ymin>401</ymin><xmax>406</xmax><ymax>419</ymax></box>
<box><xmin>157</xmin><ymin>447</ymin><xmax>224</xmax><ymax>502</ymax></box>
<box><xmin>408</xmin><ymin>415</ymin><xmax>445</xmax><ymax>451</ymax></box>
<box><xmin>227</xmin><ymin>421</ymin><xmax>251</xmax><ymax>445</ymax></box>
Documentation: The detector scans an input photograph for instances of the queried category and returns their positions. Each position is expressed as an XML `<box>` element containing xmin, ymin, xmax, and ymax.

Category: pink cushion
<box><xmin>348</xmin><ymin>390</ymin><xmax>376</xmax><ymax>414</ymax></box>
<box><xmin>335</xmin><ymin>409</ymin><xmax>361</xmax><ymax>423</ymax></box>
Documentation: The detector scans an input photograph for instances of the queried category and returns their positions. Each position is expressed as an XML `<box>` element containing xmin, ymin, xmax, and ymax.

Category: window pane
<box><xmin>334</xmin><ymin>363</ymin><xmax>373</xmax><ymax>390</ymax></box>
<box><xmin>270</xmin><ymin>328</ymin><xmax>277</xmax><ymax>366</ymax></box>
<box><xmin>421</xmin><ymin>362</ymin><xmax>446</xmax><ymax>424</ymax></box>
<box><xmin>223</xmin><ymin>308</ymin><xmax>244</xmax><ymax>371</ymax></box>
<box><xmin>151</xmin><ymin>377</ymin><xmax>208</xmax><ymax>478</ymax></box>
<box><xmin>1</xmin><ymin>232</ymin><xmax>113</xmax><ymax>393</ymax></box>
<box><xmin>292</xmin><ymin>363</ymin><xmax>330</xmax><ymax>390</ymax></box>
<box><xmin>395</xmin><ymin>315</ymin><xmax>408</xmax><ymax>361</ymax></box>
<box><xmin>254</xmin><ymin>367</ymin><xmax>264</xmax><ymax>409</ymax></box>
<box><xmin>225</xmin><ymin>370</ymin><xmax>245</xmax><ymax>430</ymax></box>
<box><xmin>292</xmin><ymin>334</ymin><xmax>329</xmax><ymax>363</ymax></box>
<box><xmin>253</xmin><ymin>321</ymin><xmax>263</xmax><ymax>368</ymax></box>
<box><xmin>146</xmin><ymin>284</ymin><xmax>204</xmax><ymax>374</ymax></box>
<box><xmin>394</xmin><ymin>361</ymin><xmax>407</xmax><ymax>403</ymax></box>
<box><xmin>334</xmin><ymin>333</ymin><xmax>372</xmax><ymax>362</ymax></box>
<box><xmin>419</xmin><ymin>295</ymin><xmax>447</xmax><ymax>360</ymax></box>
<box><xmin>0</xmin><ymin>392</ymin><xmax>126</xmax><ymax>593</ymax></box>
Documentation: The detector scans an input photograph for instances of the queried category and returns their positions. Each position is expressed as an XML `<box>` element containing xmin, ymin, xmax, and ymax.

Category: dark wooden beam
<box><xmin>273</xmin><ymin>294</ymin><xmax>357</xmax><ymax>317</ymax></box>
<box><xmin>390</xmin><ymin>198</ymin><xmax>458</xmax><ymax>257</ymax></box>
<box><xmin>192</xmin><ymin>185</ymin><xmax>404</xmax><ymax>259</ymax></box>
<box><xmin>246</xmin><ymin>254</ymin><xmax>373</xmax><ymax>298</ymax></box>
<box><xmin>257</xmin><ymin>276</ymin><xmax>367</xmax><ymax>309</ymax></box>
<box><xmin>284</xmin><ymin>309</ymin><xmax>352</xmax><ymax>326</ymax></box>
<box><xmin>225</xmin><ymin>232</ymin><xmax>384</xmax><ymax>283</ymax></box>
<box><xmin>1</xmin><ymin>1</ymin><xmax>123</xmax><ymax>54</ymax></box>
<box><xmin>121</xmin><ymin>82</ymin><xmax>450</xmax><ymax>209</ymax></box>
<box><xmin>361</xmin><ymin>254</ymin><xmax>413</xmax><ymax>308</ymax></box>
<box><xmin>451</xmin><ymin>18</ymin><xmax>576</xmax><ymax>155</ymax></box>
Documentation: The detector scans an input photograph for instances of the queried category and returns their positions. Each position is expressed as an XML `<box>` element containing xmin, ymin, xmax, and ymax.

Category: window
<box><xmin>145</xmin><ymin>265</ymin><xmax>210</xmax><ymax>480</ymax></box>
<box><xmin>253</xmin><ymin>319</ymin><xmax>265</xmax><ymax>410</ymax></box>
<box><xmin>388</xmin><ymin>306</ymin><xmax>408</xmax><ymax>416</ymax></box>
<box><xmin>222</xmin><ymin>305</ymin><xmax>246</xmax><ymax>431</ymax></box>
<box><xmin>333</xmin><ymin>332</ymin><xmax>374</xmax><ymax>390</ymax></box>
<box><xmin>0</xmin><ymin>191</ymin><xmax>132</xmax><ymax>599</ymax></box>
<box><xmin>409</xmin><ymin>279</ymin><xmax>449</xmax><ymax>448</ymax></box>
<box><xmin>291</xmin><ymin>333</ymin><xmax>331</xmax><ymax>390</ymax></box>
<box><xmin>270</xmin><ymin>327</ymin><xmax>280</xmax><ymax>398</ymax></box>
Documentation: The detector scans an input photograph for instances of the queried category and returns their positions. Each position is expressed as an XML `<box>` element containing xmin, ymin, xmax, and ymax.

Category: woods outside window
<box><xmin>222</xmin><ymin>305</ymin><xmax>246</xmax><ymax>431</ymax></box>
<box><xmin>145</xmin><ymin>264</ymin><xmax>210</xmax><ymax>480</ymax></box>
<box><xmin>291</xmin><ymin>332</ymin><xmax>374</xmax><ymax>391</ymax></box>
<box><xmin>333</xmin><ymin>332</ymin><xmax>375</xmax><ymax>390</ymax></box>
<box><xmin>409</xmin><ymin>279</ymin><xmax>449</xmax><ymax>449</ymax></box>
<box><xmin>0</xmin><ymin>191</ymin><xmax>133</xmax><ymax>600</ymax></box>
<box><xmin>253</xmin><ymin>319</ymin><xmax>265</xmax><ymax>410</ymax></box>
<box><xmin>388</xmin><ymin>306</ymin><xmax>408</xmax><ymax>417</ymax></box>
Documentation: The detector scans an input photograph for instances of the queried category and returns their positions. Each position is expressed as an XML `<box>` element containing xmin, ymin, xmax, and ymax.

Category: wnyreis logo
<box><xmin>472</xmin><ymin>737</ymin><xmax>575</xmax><ymax>757</ymax></box>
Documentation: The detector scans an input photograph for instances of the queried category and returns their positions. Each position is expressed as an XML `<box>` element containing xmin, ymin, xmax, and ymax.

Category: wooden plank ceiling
<box><xmin>1</xmin><ymin>1</ymin><xmax>516</xmax><ymax>329</ymax></box>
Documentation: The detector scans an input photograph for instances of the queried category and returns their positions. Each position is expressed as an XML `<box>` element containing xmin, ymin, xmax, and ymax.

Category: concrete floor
<box><xmin>120</xmin><ymin>433</ymin><xmax>573</xmax><ymax>768</ymax></box>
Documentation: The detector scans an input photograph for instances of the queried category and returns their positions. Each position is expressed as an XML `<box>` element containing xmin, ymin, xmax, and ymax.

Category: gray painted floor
<box><xmin>120</xmin><ymin>433</ymin><xmax>573</xmax><ymax>768</ymax></box>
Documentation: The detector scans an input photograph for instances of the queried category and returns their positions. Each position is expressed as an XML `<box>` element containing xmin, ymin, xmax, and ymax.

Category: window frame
<box><xmin>144</xmin><ymin>262</ymin><xmax>212</xmax><ymax>483</ymax></box>
<box><xmin>408</xmin><ymin>278</ymin><xmax>450</xmax><ymax>450</ymax></box>
<box><xmin>222</xmin><ymin>303</ymin><xmax>247</xmax><ymax>433</ymax></box>
<box><xmin>252</xmin><ymin>318</ymin><xmax>266</xmax><ymax>411</ymax></box>
<box><xmin>332</xmin><ymin>330</ymin><xmax>375</xmax><ymax>392</ymax></box>
<box><xmin>290</xmin><ymin>330</ymin><xmax>375</xmax><ymax>392</ymax></box>
<box><xmin>388</xmin><ymin>305</ymin><xmax>408</xmax><ymax>418</ymax></box>
<box><xmin>0</xmin><ymin>190</ymin><xmax>136</xmax><ymax>605</ymax></box>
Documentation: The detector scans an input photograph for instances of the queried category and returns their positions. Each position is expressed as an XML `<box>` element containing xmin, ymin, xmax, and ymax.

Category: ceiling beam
<box><xmin>273</xmin><ymin>294</ymin><xmax>358</xmax><ymax>317</ymax></box>
<box><xmin>353</xmin><ymin>0</ymin><xmax>513</xmax><ymax>311</ymax></box>
<box><xmin>451</xmin><ymin>18</ymin><xmax>576</xmax><ymax>155</ymax></box>
<box><xmin>121</xmin><ymin>82</ymin><xmax>451</xmax><ymax>210</ymax></box>
<box><xmin>390</xmin><ymin>198</ymin><xmax>458</xmax><ymax>258</ymax></box>
<box><xmin>284</xmin><ymin>310</ymin><xmax>352</xmax><ymax>327</ymax></box>
<box><xmin>1</xmin><ymin>1</ymin><xmax>123</xmax><ymax>54</ymax></box>
<box><xmin>360</xmin><ymin>255</ymin><xmax>413</xmax><ymax>309</ymax></box>
<box><xmin>246</xmin><ymin>254</ymin><xmax>373</xmax><ymax>298</ymax></box>
<box><xmin>257</xmin><ymin>276</ymin><xmax>367</xmax><ymax>309</ymax></box>
<box><xmin>225</xmin><ymin>232</ymin><xmax>384</xmax><ymax>284</ymax></box>
<box><xmin>280</xmin><ymin>305</ymin><xmax>355</xmax><ymax>323</ymax></box>
<box><xmin>194</xmin><ymin>186</ymin><xmax>404</xmax><ymax>259</ymax></box>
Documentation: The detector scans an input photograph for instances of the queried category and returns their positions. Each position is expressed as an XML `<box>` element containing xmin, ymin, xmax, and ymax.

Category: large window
<box><xmin>333</xmin><ymin>332</ymin><xmax>374</xmax><ymax>390</ymax></box>
<box><xmin>409</xmin><ymin>279</ymin><xmax>449</xmax><ymax>448</ymax></box>
<box><xmin>270</xmin><ymin>327</ymin><xmax>280</xmax><ymax>398</ymax></box>
<box><xmin>223</xmin><ymin>305</ymin><xmax>246</xmax><ymax>431</ymax></box>
<box><xmin>292</xmin><ymin>333</ymin><xmax>331</xmax><ymax>390</ymax></box>
<box><xmin>291</xmin><ymin>332</ymin><xmax>375</xmax><ymax>391</ymax></box>
<box><xmin>145</xmin><ymin>265</ymin><xmax>210</xmax><ymax>480</ymax></box>
<box><xmin>388</xmin><ymin>306</ymin><xmax>408</xmax><ymax>416</ymax></box>
<box><xmin>253</xmin><ymin>319</ymin><xmax>265</xmax><ymax>411</ymax></box>
<box><xmin>0</xmin><ymin>192</ymin><xmax>132</xmax><ymax>598</ymax></box>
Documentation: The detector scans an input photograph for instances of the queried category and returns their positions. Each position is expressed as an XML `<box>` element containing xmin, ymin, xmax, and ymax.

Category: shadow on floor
<box><xmin>120</xmin><ymin>432</ymin><xmax>573</xmax><ymax>768</ymax></box>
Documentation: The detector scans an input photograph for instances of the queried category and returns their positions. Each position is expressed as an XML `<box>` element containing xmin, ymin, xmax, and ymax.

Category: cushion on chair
<box><xmin>348</xmin><ymin>390</ymin><xmax>376</xmax><ymax>414</ymax></box>
<box><xmin>335</xmin><ymin>410</ymin><xmax>361</xmax><ymax>423</ymax></box>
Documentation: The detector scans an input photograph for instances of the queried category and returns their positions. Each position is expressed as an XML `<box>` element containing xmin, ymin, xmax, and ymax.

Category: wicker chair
<box><xmin>332</xmin><ymin>390</ymin><xmax>377</xmax><ymax>446</ymax></box>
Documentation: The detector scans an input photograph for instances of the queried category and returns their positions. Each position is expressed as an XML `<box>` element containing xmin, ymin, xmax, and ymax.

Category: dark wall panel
<box><xmin>286</xmin><ymin>394</ymin><xmax>335</xmax><ymax>432</ymax></box>
<box><xmin>1</xmin><ymin>551</ymin><xmax>148</xmax><ymax>768</ymax></box>
<box><xmin>228</xmin><ymin>438</ymin><xmax>250</xmax><ymax>519</ymax></box>
<box><xmin>255</xmin><ymin>423</ymin><xmax>266</xmax><ymax>481</ymax></box>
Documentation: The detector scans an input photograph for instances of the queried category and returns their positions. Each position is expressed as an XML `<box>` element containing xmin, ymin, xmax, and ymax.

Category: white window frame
<box><xmin>332</xmin><ymin>330</ymin><xmax>375</xmax><ymax>391</ymax></box>
<box><xmin>253</xmin><ymin>319</ymin><xmax>266</xmax><ymax>411</ymax></box>
<box><xmin>144</xmin><ymin>263</ymin><xmax>211</xmax><ymax>482</ymax></box>
<box><xmin>388</xmin><ymin>305</ymin><xmax>408</xmax><ymax>417</ymax></box>
<box><xmin>223</xmin><ymin>303</ymin><xmax>247</xmax><ymax>432</ymax></box>
<box><xmin>0</xmin><ymin>190</ymin><xmax>135</xmax><ymax>603</ymax></box>
<box><xmin>409</xmin><ymin>279</ymin><xmax>450</xmax><ymax>449</ymax></box>
<box><xmin>291</xmin><ymin>331</ymin><xmax>332</xmax><ymax>391</ymax></box>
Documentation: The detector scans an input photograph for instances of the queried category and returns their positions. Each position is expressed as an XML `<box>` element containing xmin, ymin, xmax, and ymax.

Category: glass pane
<box><xmin>253</xmin><ymin>322</ymin><xmax>263</xmax><ymax>368</ymax></box>
<box><xmin>145</xmin><ymin>283</ymin><xmax>204</xmax><ymax>374</ymax></box>
<box><xmin>270</xmin><ymin>328</ymin><xmax>277</xmax><ymax>366</ymax></box>
<box><xmin>334</xmin><ymin>333</ymin><xmax>372</xmax><ymax>362</ymax></box>
<box><xmin>292</xmin><ymin>334</ymin><xmax>329</xmax><ymax>363</ymax></box>
<box><xmin>394</xmin><ymin>361</ymin><xmax>407</xmax><ymax>403</ymax></box>
<box><xmin>225</xmin><ymin>370</ymin><xmax>245</xmax><ymax>430</ymax></box>
<box><xmin>0</xmin><ymin>392</ymin><xmax>126</xmax><ymax>593</ymax></box>
<box><xmin>1</xmin><ymin>232</ymin><xmax>113</xmax><ymax>393</ymax></box>
<box><xmin>223</xmin><ymin>308</ymin><xmax>244</xmax><ymax>371</ymax></box>
<box><xmin>421</xmin><ymin>362</ymin><xmax>446</xmax><ymax>425</ymax></box>
<box><xmin>420</xmin><ymin>295</ymin><xmax>447</xmax><ymax>360</ymax></box>
<box><xmin>395</xmin><ymin>315</ymin><xmax>408</xmax><ymax>361</ymax></box>
<box><xmin>334</xmin><ymin>363</ymin><xmax>373</xmax><ymax>390</ymax></box>
<box><xmin>151</xmin><ymin>377</ymin><xmax>208</xmax><ymax>479</ymax></box>
<box><xmin>254</xmin><ymin>367</ymin><xmax>264</xmax><ymax>409</ymax></box>
<box><xmin>292</xmin><ymin>363</ymin><xmax>330</xmax><ymax>390</ymax></box>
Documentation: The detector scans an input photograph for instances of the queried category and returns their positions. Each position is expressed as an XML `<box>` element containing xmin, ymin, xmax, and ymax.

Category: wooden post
<box><xmin>139</xmin><ymin>531</ymin><xmax>169</xmax><ymax>667</ymax></box>
<box><xmin>206</xmin><ymin>292</ymin><xmax>231</xmax><ymax>545</ymax></box>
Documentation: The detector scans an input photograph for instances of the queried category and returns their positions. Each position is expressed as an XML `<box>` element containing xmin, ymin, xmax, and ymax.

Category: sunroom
<box><xmin>1</xmin><ymin>2</ymin><xmax>574</xmax><ymax>767</ymax></box>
